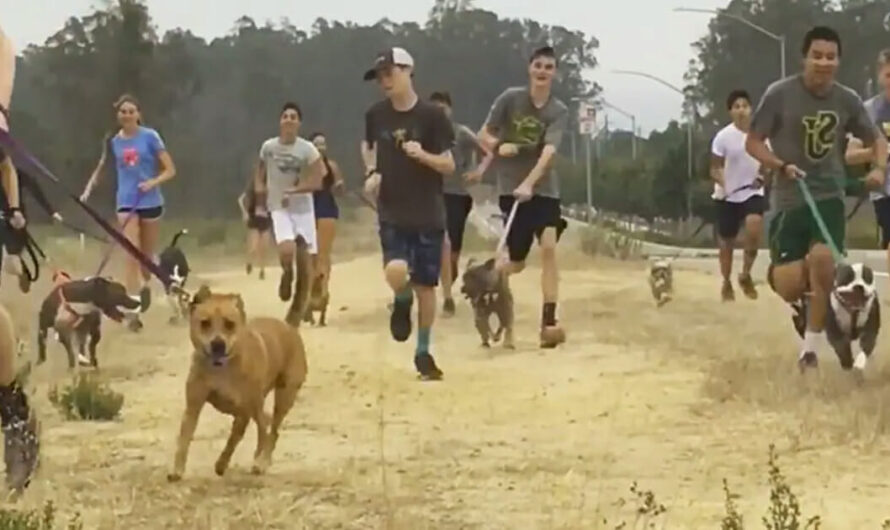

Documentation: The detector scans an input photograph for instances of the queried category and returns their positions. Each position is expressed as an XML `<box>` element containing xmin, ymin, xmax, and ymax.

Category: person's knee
<box><xmin>384</xmin><ymin>259</ymin><xmax>410</xmax><ymax>290</ymax></box>
<box><xmin>807</xmin><ymin>244</ymin><xmax>835</xmax><ymax>284</ymax></box>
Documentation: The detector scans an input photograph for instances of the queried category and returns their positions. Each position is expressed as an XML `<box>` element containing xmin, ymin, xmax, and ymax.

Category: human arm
<box><xmin>478</xmin><ymin>89</ymin><xmax>512</xmax><ymax>154</ymax></box>
<box><xmin>846</xmin><ymin>98</ymin><xmax>888</xmax><ymax>192</ymax></box>
<box><xmin>401</xmin><ymin>105</ymin><xmax>456</xmax><ymax>175</ymax></box>
<box><xmin>845</xmin><ymin>135</ymin><xmax>874</xmax><ymax>165</ymax></box>
<box><xmin>329</xmin><ymin>159</ymin><xmax>346</xmax><ymax>194</ymax></box>
<box><xmin>745</xmin><ymin>86</ymin><xmax>802</xmax><ymax>179</ymax></box>
<box><xmin>286</xmin><ymin>147</ymin><xmax>325</xmax><ymax>194</ymax></box>
<box><xmin>81</xmin><ymin>138</ymin><xmax>109</xmax><ymax>201</ymax></box>
<box><xmin>138</xmin><ymin>130</ymin><xmax>176</xmax><ymax>192</ymax></box>
<box><xmin>512</xmin><ymin>104</ymin><xmax>568</xmax><ymax>200</ymax></box>
<box><xmin>709</xmin><ymin>130</ymin><xmax>726</xmax><ymax>187</ymax></box>
<box><xmin>237</xmin><ymin>191</ymin><xmax>249</xmax><ymax>220</ymax></box>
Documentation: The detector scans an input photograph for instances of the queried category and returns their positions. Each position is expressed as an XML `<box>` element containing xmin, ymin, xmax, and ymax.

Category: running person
<box><xmin>81</xmin><ymin>94</ymin><xmax>177</xmax><ymax>331</ymax></box>
<box><xmin>308</xmin><ymin>131</ymin><xmax>345</xmax><ymax>307</ymax></box>
<box><xmin>361</xmin><ymin>47</ymin><xmax>455</xmax><ymax>380</ymax></box>
<box><xmin>746</xmin><ymin>26</ymin><xmax>888</xmax><ymax>371</ymax></box>
<box><xmin>254</xmin><ymin>102</ymin><xmax>325</xmax><ymax>325</ymax></box>
<box><xmin>429</xmin><ymin>91</ymin><xmax>493</xmax><ymax>316</ymax></box>
<box><xmin>237</xmin><ymin>175</ymin><xmax>272</xmax><ymax>280</ymax></box>
<box><xmin>846</xmin><ymin>49</ymin><xmax>890</xmax><ymax>275</ymax></box>
<box><xmin>710</xmin><ymin>89</ymin><xmax>767</xmax><ymax>302</ymax></box>
<box><xmin>478</xmin><ymin>45</ymin><xmax>569</xmax><ymax>349</ymax></box>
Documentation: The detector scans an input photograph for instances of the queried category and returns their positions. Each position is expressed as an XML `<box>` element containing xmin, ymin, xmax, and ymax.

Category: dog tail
<box><xmin>169</xmin><ymin>229</ymin><xmax>189</xmax><ymax>249</ymax></box>
<box><xmin>291</xmin><ymin>239</ymin><xmax>313</xmax><ymax>327</ymax></box>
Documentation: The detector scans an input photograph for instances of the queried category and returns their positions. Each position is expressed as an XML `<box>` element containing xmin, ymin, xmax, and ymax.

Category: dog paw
<box><xmin>481</xmin><ymin>342</ymin><xmax>490</xmax><ymax>348</ymax></box>
<box><xmin>214</xmin><ymin>460</ymin><xmax>228</xmax><ymax>477</ymax></box>
<box><xmin>166</xmin><ymin>472</ymin><xmax>182</xmax><ymax>483</ymax></box>
<box><xmin>250</xmin><ymin>461</ymin><xmax>268</xmax><ymax>475</ymax></box>
<box><xmin>854</xmin><ymin>352</ymin><xmax>868</xmax><ymax>371</ymax></box>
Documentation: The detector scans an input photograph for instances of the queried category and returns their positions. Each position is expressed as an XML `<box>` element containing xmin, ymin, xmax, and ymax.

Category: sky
<box><xmin>0</xmin><ymin>0</ymin><xmax>730</xmax><ymax>135</ymax></box>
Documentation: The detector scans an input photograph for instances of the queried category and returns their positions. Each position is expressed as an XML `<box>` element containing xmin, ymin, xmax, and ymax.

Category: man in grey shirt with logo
<box><xmin>479</xmin><ymin>45</ymin><xmax>569</xmax><ymax>349</ymax></box>
<box><xmin>747</xmin><ymin>26</ymin><xmax>888</xmax><ymax>372</ymax></box>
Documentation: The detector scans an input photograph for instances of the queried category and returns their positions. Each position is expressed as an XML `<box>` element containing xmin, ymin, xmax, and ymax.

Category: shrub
<box><xmin>48</xmin><ymin>374</ymin><xmax>124</xmax><ymax>421</ymax></box>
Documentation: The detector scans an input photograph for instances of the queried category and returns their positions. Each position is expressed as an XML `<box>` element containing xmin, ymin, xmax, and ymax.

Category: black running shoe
<box><xmin>390</xmin><ymin>293</ymin><xmax>413</xmax><ymax>342</ymax></box>
<box><xmin>414</xmin><ymin>352</ymin><xmax>443</xmax><ymax>381</ymax></box>
<box><xmin>798</xmin><ymin>351</ymin><xmax>818</xmax><ymax>373</ymax></box>
<box><xmin>279</xmin><ymin>268</ymin><xmax>293</xmax><ymax>301</ymax></box>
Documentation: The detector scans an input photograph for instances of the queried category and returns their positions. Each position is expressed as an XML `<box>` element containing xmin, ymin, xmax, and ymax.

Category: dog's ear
<box><xmin>466</xmin><ymin>257</ymin><xmax>477</xmax><ymax>269</ymax></box>
<box><xmin>483</xmin><ymin>258</ymin><xmax>496</xmax><ymax>270</ymax></box>
<box><xmin>190</xmin><ymin>284</ymin><xmax>212</xmax><ymax>312</ymax></box>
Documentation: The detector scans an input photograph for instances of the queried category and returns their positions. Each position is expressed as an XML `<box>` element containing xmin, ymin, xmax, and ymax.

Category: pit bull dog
<box><xmin>790</xmin><ymin>263</ymin><xmax>880</xmax><ymax>375</ymax></box>
<box><xmin>167</xmin><ymin>285</ymin><xmax>308</xmax><ymax>481</ymax></box>
<box><xmin>460</xmin><ymin>257</ymin><xmax>514</xmax><ymax>349</ymax></box>
<box><xmin>36</xmin><ymin>276</ymin><xmax>141</xmax><ymax>369</ymax></box>
<box><xmin>158</xmin><ymin>229</ymin><xmax>190</xmax><ymax>324</ymax></box>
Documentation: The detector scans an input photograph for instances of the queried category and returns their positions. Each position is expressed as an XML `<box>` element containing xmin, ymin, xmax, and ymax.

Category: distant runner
<box><xmin>710</xmin><ymin>89</ymin><xmax>767</xmax><ymax>302</ymax></box>
<box><xmin>429</xmin><ymin>91</ymin><xmax>493</xmax><ymax>316</ymax></box>
<box><xmin>237</xmin><ymin>175</ymin><xmax>272</xmax><ymax>280</ymax></box>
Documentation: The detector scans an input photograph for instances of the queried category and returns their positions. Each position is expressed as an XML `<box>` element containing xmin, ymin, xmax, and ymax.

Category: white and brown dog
<box><xmin>647</xmin><ymin>258</ymin><xmax>673</xmax><ymax>307</ymax></box>
<box><xmin>825</xmin><ymin>262</ymin><xmax>880</xmax><ymax>373</ymax></box>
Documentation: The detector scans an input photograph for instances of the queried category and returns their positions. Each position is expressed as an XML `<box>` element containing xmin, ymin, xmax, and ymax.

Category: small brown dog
<box><xmin>460</xmin><ymin>257</ymin><xmax>515</xmax><ymax>349</ymax></box>
<box><xmin>303</xmin><ymin>273</ymin><xmax>330</xmax><ymax>326</ymax></box>
<box><xmin>648</xmin><ymin>258</ymin><xmax>674</xmax><ymax>307</ymax></box>
<box><xmin>167</xmin><ymin>285</ymin><xmax>307</xmax><ymax>481</ymax></box>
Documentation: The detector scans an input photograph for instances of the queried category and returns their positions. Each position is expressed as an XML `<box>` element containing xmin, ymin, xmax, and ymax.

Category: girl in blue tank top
<box><xmin>81</xmin><ymin>94</ymin><xmax>177</xmax><ymax>331</ymax></box>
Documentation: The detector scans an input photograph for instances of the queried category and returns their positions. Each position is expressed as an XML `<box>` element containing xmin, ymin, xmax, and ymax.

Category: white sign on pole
<box><xmin>578</xmin><ymin>102</ymin><xmax>596</xmax><ymax>136</ymax></box>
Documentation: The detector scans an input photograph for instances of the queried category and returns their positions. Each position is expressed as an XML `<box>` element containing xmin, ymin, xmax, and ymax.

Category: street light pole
<box><xmin>612</xmin><ymin>69</ymin><xmax>695</xmax><ymax>228</ymax></box>
<box><xmin>674</xmin><ymin>7</ymin><xmax>786</xmax><ymax>78</ymax></box>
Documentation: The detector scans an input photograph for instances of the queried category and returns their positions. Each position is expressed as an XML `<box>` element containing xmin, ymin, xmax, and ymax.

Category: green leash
<box><xmin>795</xmin><ymin>176</ymin><xmax>846</xmax><ymax>264</ymax></box>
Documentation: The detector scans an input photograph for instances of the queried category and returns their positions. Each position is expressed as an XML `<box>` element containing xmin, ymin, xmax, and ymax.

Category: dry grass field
<box><xmin>2</xmin><ymin>206</ymin><xmax>890</xmax><ymax>529</ymax></box>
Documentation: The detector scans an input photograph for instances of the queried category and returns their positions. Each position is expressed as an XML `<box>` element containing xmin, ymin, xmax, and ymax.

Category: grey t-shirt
<box><xmin>750</xmin><ymin>74</ymin><xmax>878</xmax><ymax>211</ymax></box>
<box><xmin>482</xmin><ymin>86</ymin><xmax>568</xmax><ymax>198</ymax></box>
<box><xmin>259</xmin><ymin>136</ymin><xmax>321</xmax><ymax>214</ymax></box>
<box><xmin>443</xmin><ymin>122</ymin><xmax>480</xmax><ymax>196</ymax></box>
<box><xmin>864</xmin><ymin>95</ymin><xmax>890</xmax><ymax>200</ymax></box>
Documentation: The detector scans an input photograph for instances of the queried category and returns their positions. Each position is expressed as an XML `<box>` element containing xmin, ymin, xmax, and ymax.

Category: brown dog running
<box><xmin>167</xmin><ymin>285</ymin><xmax>307</xmax><ymax>481</ymax></box>
<box><xmin>302</xmin><ymin>272</ymin><xmax>330</xmax><ymax>326</ymax></box>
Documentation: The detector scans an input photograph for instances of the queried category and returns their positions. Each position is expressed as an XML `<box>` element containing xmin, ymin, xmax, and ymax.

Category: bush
<box><xmin>0</xmin><ymin>501</ymin><xmax>82</xmax><ymax>530</ymax></box>
<box><xmin>48</xmin><ymin>374</ymin><xmax>124</xmax><ymax>421</ymax></box>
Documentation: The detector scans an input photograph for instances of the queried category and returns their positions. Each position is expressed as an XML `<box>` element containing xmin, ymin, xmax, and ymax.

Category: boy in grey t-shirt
<box><xmin>479</xmin><ymin>45</ymin><xmax>569</xmax><ymax>349</ymax></box>
<box><xmin>429</xmin><ymin>91</ymin><xmax>493</xmax><ymax>316</ymax></box>
<box><xmin>746</xmin><ymin>26</ymin><xmax>887</xmax><ymax>372</ymax></box>
<box><xmin>254</xmin><ymin>102</ymin><xmax>325</xmax><ymax>326</ymax></box>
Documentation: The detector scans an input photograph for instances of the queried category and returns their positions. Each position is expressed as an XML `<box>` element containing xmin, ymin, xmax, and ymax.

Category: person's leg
<box><xmin>258</xmin><ymin>223</ymin><xmax>272</xmax><ymax>279</ymax></box>
<box><xmin>379</xmin><ymin>222</ymin><xmax>413</xmax><ymax>342</ymax></box>
<box><xmin>873</xmin><ymin>198</ymin><xmax>890</xmax><ymax>276</ymax></box>
<box><xmin>715</xmin><ymin>200</ymin><xmax>740</xmax><ymax>301</ymax></box>
<box><xmin>270</xmin><ymin>210</ymin><xmax>296</xmax><ymax>301</ymax></box>
<box><xmin>246</xmin><ymin>225</ymin><xmax>258</xmax><ymax>275</ymax></box>
<box><xmin>411</xmin><ymin>228</ymin><xmax>445</xmax><ymax>380</ymax></box>
<box><xmin>138</xmin><ymin>210</ymin><xmax>162</xmax><ymax>308</ymax></box>
<box><xmin>316</xmin><ymin>217</ymin><xmax>337</xmax><ymax>289</ymax></box>
<box><xmin>737</xmin><ymin>196</ymin><xmax>766</xmax><ymax>299</ymax></box>
<box><xmin>439</xmin><ymin>235</ymin><xmax>454</xmax><ymax>315</ymax></box>
<box><xmin>496</xmin><ymin>195</ymin><xmax>533</xmax><ymax>276</ymax></box>
<box><xmin>805</xmin><ymin>197</ymin><xmax>845</xmax><ymax>338</ymax></box>
<box><xmin>535</xmin><ymin>198</ymin><xmax>567</xmax><ymax>348</ymax></box>
<box><xmin>117</xmin><ymin>212</ymin><xmax>142</xmax><ymax>298</ymax></box>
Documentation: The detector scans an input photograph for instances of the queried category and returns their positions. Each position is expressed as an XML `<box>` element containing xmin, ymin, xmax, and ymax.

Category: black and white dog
<box><xmin>158</xmin><ymin>229</ymin><xmax>190</xmax><ymax>324</ymax></box>
<box><xmin>792</xmin><ymin>263</ymin><xmax>880</xmax><ymax>373</ymax></box>
<box><xmin>37</xmin><ymin>275</ymin><xmax>142</xmax><ymax>369</ymax></box>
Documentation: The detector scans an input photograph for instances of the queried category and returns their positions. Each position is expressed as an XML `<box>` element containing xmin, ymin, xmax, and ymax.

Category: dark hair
<box><xmin>281</xmin><ymin>102</ymin><xmax>302</xmax><ymax>120</ymax></box>
<box><xmin>430</xmin><ymin>91</ymin><xmax>452</xmax><ymax>106</ymax></box>
<box><xmin>878</xmin><ymin>48</ymin><xmax>890</xmax><ymax>68</ymax></box>
<box><xmin>308</xmin><ymin>131</ymin><xmax>325</xmax><ymax>141</ymax></box>
<box><xmin>802</xmin><ymin>26</ymin><xmax>842</xmax><ymax>57</ymax></box>
<box><xmin>726</xmin><ymin>89</ymin><xmax>751</xmax><ymax>110</ymax></box>
<box><xmin>113</xmin><ymin>93</ymin><xmax>142</xmax><ymax>125</ymax></box>
<box><xmin>530</xmin><ymin>45</ymin><xmax>558</xmax><ymax>65</ymax></box>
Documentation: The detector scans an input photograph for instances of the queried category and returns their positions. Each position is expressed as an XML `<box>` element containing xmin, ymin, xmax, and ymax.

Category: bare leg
<box><xmin>738</xmin><ymin>213</ymin><xmax>763</xmax><ymax>299</ymax></box>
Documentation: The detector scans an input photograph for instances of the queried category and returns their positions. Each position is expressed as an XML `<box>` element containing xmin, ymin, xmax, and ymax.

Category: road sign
<box><xmin>578</xmin><ymin>101</ymin><xmax>597</xmax><ymax>136</ymax></box>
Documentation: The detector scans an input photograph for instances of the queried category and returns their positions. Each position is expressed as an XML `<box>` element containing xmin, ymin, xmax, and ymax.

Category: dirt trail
<box><xmin>3</xmin><ymin>226</ymin><xmax>890</xmax><ymax>528</ymax></box>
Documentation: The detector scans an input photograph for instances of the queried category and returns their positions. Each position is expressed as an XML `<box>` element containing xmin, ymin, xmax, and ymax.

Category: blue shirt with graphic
<box><xmin>110</xmin><ymin>126</ymin><xmax>166</xmax><ymax>210</ymax></box>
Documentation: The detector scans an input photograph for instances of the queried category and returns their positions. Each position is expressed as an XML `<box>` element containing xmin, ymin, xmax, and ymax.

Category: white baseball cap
<box><xmin>363</xmin><ymin>47</ymin><xmax>414</xmax><ymax>81</ymax></box>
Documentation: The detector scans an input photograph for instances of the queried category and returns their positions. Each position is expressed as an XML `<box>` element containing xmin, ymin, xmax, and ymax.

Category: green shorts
<box><xmin>768</xmin><ymin>197</ymin><xmax>845</xmax><ymax>265</ymax></box>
